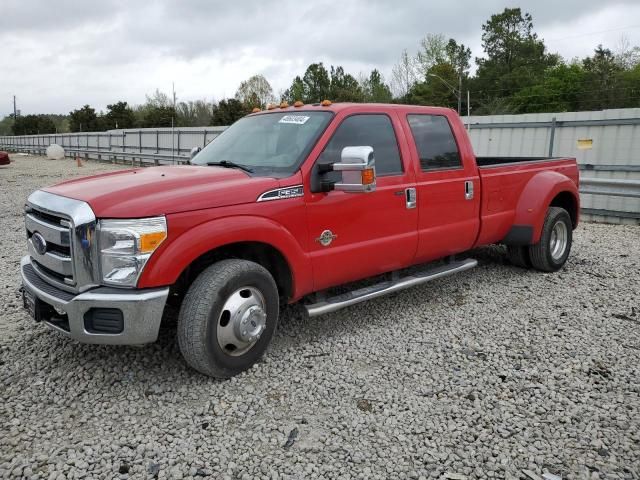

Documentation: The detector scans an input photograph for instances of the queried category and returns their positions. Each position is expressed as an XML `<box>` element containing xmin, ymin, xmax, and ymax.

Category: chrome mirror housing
<box><xmin>333</xmin><ymin>146</ymin><xmax>376</xmax><ymax>193</ymax></box>
<box><xmin>190</xmin><ymin>146</ymin><xmax>202</xmax><ymax>160</ymax></box>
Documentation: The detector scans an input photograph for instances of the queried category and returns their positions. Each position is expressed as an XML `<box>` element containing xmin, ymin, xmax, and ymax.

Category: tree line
<box><xmin>2</xmin><ymin>7</ymin><xmax>639</xmax><ymax>136</ymax></box>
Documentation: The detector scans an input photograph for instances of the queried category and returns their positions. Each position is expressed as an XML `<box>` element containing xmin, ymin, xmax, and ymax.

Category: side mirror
<box><xmin>320</xmin><ymin>146</ymin><xmax>376</xmax><ymax>193</ymax></box>
<box><xmin>190</xmin><ymin>146</ymin><xmax>202</xmax><ymax>160</ymax></box>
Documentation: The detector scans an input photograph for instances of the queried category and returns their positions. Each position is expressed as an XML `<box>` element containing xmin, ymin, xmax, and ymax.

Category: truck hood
<box><xmin>43</xmin><ymin>166</ymin><xmax>280</xmax><ymax>217</ymax></box>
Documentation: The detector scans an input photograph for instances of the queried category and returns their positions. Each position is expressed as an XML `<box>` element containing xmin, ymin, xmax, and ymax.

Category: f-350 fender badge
<box><xmin>316</xmin><ymin>230</ymin><xmax>337</xmax><ymax>247</ymax></box>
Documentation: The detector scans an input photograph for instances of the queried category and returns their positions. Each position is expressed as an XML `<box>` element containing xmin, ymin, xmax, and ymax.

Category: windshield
<box><xmin>191</xmin><ymin>111</ymin><xmax>333</xmax><ymax>176</ymax></box>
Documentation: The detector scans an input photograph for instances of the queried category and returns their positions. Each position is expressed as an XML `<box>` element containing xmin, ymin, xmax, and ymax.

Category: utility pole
<box><xmin>467</xmin><ymin>90</ymin><xmax>471</xmax><ymax>131</ymax></box>
<box><xmin>13</xmin><ymin>95</ymin><xmax>17</xmax><ymax>118</ymax></box>
<box><xmin>171</xmin><ymin>81</ymin><xmax>176</xmax><ymax>165</ymax></box>
<box><xmin>457</xmin><ymin>69</ymin><xmax>462</xmax><ymax>115</ymax></box>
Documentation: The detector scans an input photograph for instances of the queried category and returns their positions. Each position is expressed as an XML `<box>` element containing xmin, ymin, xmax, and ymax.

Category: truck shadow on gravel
<box><xmin>9</xmin><ymin>245</ymin><xmax>542</xmax><ymax>387</ymax></box>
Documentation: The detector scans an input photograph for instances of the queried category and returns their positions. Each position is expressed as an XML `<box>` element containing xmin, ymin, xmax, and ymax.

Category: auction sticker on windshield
<box><xmin>279</xmin><ymin>115</ymin><xmax>310</xmax><ymax>125</ymax></box>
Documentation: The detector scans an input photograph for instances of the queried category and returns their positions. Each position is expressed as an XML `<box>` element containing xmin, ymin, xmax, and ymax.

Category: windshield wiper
<box><xmin>206</xmin><ymin>160</ymin><xmax>253</xmax><ymax>173</ymax></box>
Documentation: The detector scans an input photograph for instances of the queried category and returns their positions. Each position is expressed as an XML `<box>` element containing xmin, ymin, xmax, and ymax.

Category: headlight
<box><xmin>98</xmin><ymin>217</ymin><xmax>167</xmax><ymax>287</ymax></box>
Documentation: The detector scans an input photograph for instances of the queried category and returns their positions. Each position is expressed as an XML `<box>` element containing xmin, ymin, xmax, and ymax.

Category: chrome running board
<box><xmin>305</xmin><ymin>258</ymin><xmax>477</xmax><ymax>317</ymax></box>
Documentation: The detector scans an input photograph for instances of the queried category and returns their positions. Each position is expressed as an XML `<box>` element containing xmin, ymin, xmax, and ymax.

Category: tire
<box><xmin>528</xmin><ymin>207</ymin><xmax>572</xmax><ymax>272</ymax></box>
<box><xmin>506</xmin><ymin>245</ymin><xmax>531</xmax><ymax>268</ymax></box>
<box><xmin>177</xmin><ymin>259</ymin><xmax>279</xmax><ymax>378</ymax></box>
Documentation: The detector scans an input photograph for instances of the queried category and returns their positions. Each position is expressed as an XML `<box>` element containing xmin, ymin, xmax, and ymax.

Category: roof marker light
<box><xmin>294</xmin><ymin>101</ymin><xmax>304</xmax><ymax>107</ymax></box>
<box><xmin>321</xmin><ymin>99</ymin><xmax>332</xmax><ymax>106</ymax></box>
<box><xmin>252</xmin><ymin>107</ymin><xmax>261</xmax><ymax>113</ymax></box>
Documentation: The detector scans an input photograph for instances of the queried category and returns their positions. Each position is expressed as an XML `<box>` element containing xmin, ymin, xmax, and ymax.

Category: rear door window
<box><xmin>407</xmin><ymin>115</ymin><xmax>462</xmax><ymax>171</ymax></box>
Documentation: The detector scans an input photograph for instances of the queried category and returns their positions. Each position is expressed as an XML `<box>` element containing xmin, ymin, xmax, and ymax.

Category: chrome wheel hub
<box><xmin>216</xmin><ymin>287</ymin><xmax>267</xmax><ymax>356</ymax></box>
<box><xmin>549</xmin><ymin>221</ymin><xmax>568</xmax><ymax>261</ymax></box>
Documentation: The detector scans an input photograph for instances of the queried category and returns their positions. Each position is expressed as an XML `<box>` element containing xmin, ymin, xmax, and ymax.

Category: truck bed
<box><xmin>473</xmin><ymin>156</ymin><xmax>579</xmax><ymax>247</ymax></box>
<box><xmin>476</xmin><ymin>156</ymin><xmax>559</xmax><ymax>168</ymax></box>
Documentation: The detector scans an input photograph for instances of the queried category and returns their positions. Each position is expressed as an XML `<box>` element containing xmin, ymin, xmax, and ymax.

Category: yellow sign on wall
<box><xmin>577</xmin><ymin>138</ymin><xmax>593</xmax><ymax>150</ymax></box>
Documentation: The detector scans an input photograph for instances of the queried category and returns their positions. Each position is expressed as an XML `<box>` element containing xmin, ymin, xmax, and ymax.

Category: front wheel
<box><xmin>528</xmin><ymin>207</ymin><xmax>573</xmax><ymax>272</ymax></box>
<box><xmin>177</xmin><ymin>259</ymin><xmax>279</xmax><ymax>378</ymax></box>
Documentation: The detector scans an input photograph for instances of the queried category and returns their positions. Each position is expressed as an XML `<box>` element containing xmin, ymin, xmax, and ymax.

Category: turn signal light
<box><xmin>140</xmin><ymin>231</ymin><xmax>167</xmax><ymax>253</ymax></box>
<box><xmin>294</xmin><ymin>101</ymin><xmax>304</xmax><ymax>107</ymax></box>
<box><xmin>361</xmin><ymin>168</ymin><xmax>375</xmax><ymax>185</ymax></box>
<box><xmin>321</xmin><ymin>99</ymin><xmax>332</xmax><ymax>106</ymax></box>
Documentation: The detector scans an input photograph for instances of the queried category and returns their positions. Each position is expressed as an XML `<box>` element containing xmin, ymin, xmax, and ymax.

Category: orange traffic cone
<box><xmin>76</xmin><ymin>155</ymin><xmax>83</xmax><ymax>167</ymax></box>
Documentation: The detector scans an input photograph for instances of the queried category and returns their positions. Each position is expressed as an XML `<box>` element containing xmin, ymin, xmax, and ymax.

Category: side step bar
<box><xmin>305</xmin><ymin>258</ymin><xmax>478</xmax><ymax>317</ymax></box>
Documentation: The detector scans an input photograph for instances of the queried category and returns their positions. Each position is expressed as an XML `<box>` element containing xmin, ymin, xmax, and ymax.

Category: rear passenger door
<box><xmin>405</xmin><ymin>114</ymin><xmax>480</xmax><ymax>263</ymax></box>
<box><xmin>304</xmin><ymin>112</ymin><xmax>418</xmax><ymax>291</ymax></box>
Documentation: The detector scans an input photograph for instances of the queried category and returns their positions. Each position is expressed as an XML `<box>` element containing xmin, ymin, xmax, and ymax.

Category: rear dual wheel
<box><xmin>507</xmin><ymin>207</ymin><xmax>572</xmax><ymax>272</ymax></box>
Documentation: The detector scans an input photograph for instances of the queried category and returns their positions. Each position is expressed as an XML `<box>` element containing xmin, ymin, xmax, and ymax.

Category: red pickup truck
<box><xmin>21</xmin><ymin>103</ymin><xmax>579</xmax><ymax>377</ymax></box>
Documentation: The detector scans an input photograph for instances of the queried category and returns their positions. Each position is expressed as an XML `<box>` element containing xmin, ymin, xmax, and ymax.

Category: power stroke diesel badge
<box><xmin>316</xmin><ymin>230</ymin><xmax>337</xmax><ymax>247</ymax></box>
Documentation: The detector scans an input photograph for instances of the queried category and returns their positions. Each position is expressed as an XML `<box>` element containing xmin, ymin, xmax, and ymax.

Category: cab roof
<box><xmin>249</xmin><ymin>102</ymin><xmax>456</xmax><ymax>117</ymax></box>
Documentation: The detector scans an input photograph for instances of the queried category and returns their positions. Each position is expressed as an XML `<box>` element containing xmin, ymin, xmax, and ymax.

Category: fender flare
<box><xmin>137</xmin><ymin>215</ymin><xmax>312</xmax><ymax>299</ymax></box>
<box><xmin>506</xmin><ymin>171</ymin><xmax>579</xmax><ymax>244</ymax></box>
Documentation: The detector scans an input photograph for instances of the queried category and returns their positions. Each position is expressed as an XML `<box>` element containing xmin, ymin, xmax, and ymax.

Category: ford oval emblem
<box><xmin>32</xmin><ymin>232</ymin><xmax>48</xmax><ymax>255</ymax></box>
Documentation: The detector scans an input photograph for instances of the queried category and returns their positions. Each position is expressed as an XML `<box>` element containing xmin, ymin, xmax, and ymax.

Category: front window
<box><xmin>191</xmin><ymin>111</ymin><xmax>333</xmax><ymax>176</ymax></box>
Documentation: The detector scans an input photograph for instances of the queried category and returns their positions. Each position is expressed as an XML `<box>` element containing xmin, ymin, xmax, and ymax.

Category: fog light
<box><xmin>84</xmin><ymin>308</ymin><xmax>124</xmax><ymax>334</ymax></box>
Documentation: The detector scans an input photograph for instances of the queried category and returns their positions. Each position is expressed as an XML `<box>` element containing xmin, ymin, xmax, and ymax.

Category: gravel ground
<box><xmin>1</xmin><ymin>154</ymin><xmax>639</xmax><ymax>480</ymax></box>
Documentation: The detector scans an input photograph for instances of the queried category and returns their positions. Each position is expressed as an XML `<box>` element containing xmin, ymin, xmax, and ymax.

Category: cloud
<box><xmin>1</xmin><ymin>0</ymin><xmax>639</xmax><ymax>115</ymax></box>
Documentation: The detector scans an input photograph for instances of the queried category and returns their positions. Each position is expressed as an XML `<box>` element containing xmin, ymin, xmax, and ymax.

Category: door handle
<box><xmin>465</xmin><ymin>180</ymin><xmax>474</xmax><ymax>200</ymax></box>
<box><xmin>405</xmin><ymin>187</ymin><xmax>417</xmax><ymax>209</ymax></box>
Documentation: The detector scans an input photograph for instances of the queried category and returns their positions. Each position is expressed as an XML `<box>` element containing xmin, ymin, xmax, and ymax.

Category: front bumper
<box><xmin>20</xmin><ymin>256</ymin><xmax>169</xmax><ymax>345</ymax></box>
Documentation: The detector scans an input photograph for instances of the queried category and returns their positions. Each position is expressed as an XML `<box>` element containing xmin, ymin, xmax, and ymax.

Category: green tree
<box><xmin>361</xmin><ymin>69</ymin><xmax>393</xmax><ymax>103</ymax></box>
<box><xmin>510</xmin><ymin>63</ymin><xmax>586</xmax><ymax>113</ymax></box>
<box><xmin>407</xmin><ymin>62</ymin><xmax>459</xmax><ymax>108</ymax></box>
<box><xmin>415</xmin><ymin>33</ymin><xmax>448</xmax><ymax>78</ymax></box>
<box><xmin>302</xmin><ymin>63</ymin><xmax>331</xmax><ymax>103</ymax></box>
<box><xmin>329</xmin><ymin>66</ymin><xmax>363</xmax><ymax>102</ymax></box>
<box><xmin>69</xmin><ymin>105</ymin><xmax>99</xmax><ymax>132</ymax></box>
<box><xmin>140</xmin><ymin>106</ymin><xmax>176</xmax><ymax>128</ymax></box>
<box><xmin>391</xmin><ymin>49</ymin><xmax>418</xmax><ymax>99</ymax></box>
<box><xmin>616</xmin><ymin>63</ymin><xmax>640</xmax><ymax>108</ymax></box>
<box><xmin>445</xmin><ymin>39</ymin><xmax>472</xmax><ymax>78</ymax></box>
<box><xmin>581</xmin><ymin>45</ymin><xmax>623</xmax><ymax>110</ymax></box>
<box><xmin>102</xmin><ymin>101</ymin><xmax>136</xmax><ymax>130</ymax></box>
<box><xmin>235</xmin><ymin>74</ymin><xmax>275</xmax><ymax>109</ymax></box>
<box><xmin>211</xmin><ymin>99</ymin><xmax>249</xmax><ymax>126</ymax></box>
<box><xmin>474</xmin><ymin>8</ymin><xmax>558</xmax><ymax>108</ymax></box>
<box><xmin>135</xmin><ymin>89</ymin><xmax>177</xmax><ymax>128</ymax></box>
<box><xmin>0</xmin><ymin>115</ymin><xmax>15</xmax><ymax>135</ymax></box>
<box><xmin>176</xmin><ymin>100</ymin><xmax>215</xmax><ymax>127</ymax></box>
<box><xmin>282</xmin><ymin>76</ymin><xmax>305</xmax><ymax>103</ymax></box>
<box><xmin>12</xmin><ymin>114</ymin><xmax>57</xmax><ymax>135</ymax></box>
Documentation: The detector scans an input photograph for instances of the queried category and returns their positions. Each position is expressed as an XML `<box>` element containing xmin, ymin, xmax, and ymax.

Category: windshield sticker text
<box><xmin>279</xmin><ymin>115</ymin><xmax>310</xmax><ymax>125</ymax></box>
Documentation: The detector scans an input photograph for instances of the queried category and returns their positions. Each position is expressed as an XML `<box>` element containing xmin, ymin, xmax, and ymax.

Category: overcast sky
<box><xmin>2</xmin><ymin>0</ymin><xmax>640</xmax><ymax>116</ymax></box>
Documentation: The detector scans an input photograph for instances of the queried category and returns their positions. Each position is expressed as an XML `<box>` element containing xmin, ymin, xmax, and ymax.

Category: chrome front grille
<box><xmin>26</xmin><ymin>208</ymin><xmax>75</xmax><ymax>289</ymax></box>
<box><xmin>25</xmin><ymin>190</ymin><xmax>99</xmax><ymax>294</ymax></box>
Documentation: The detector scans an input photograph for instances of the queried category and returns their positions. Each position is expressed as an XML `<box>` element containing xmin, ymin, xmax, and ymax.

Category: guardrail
<box><xmin>0</xmin><ymin>128</ymin><xmax>226</xmax><ymax>165</ymax></box>
<box><xmin>580</xmin><ymin>178</ymin><xmax>640</xmax><ymax>199</ymax></box>
<box><xmin>2</xmin><ymin>131</ymin><xmax>639</xmax><ymax>222</ymax></box>
<box><xmin>2</xmin><ymin>144</ymin><xmax>190</xmax><ymax>166</ymax></box>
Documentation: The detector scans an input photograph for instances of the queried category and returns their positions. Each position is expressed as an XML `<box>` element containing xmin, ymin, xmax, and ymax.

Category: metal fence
<box><xmin>463</xmin><ymin>108</ymin><xmax>640</xmax><ymax>224</ymax></box>
<box><xmin>1</xmin><ymin>108</ymin><xmax>639</xmax><ymax>224</ymax></box>
<box><xmin>0</xmin><ymin>126</ymin><xmax>227</xmax><ymax>165</ymax></box>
